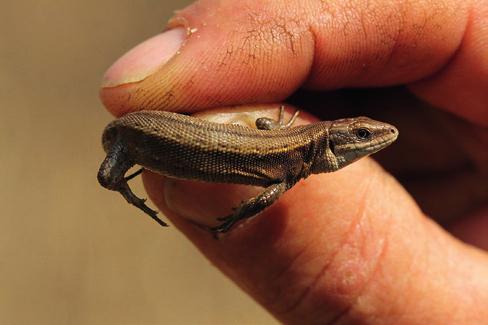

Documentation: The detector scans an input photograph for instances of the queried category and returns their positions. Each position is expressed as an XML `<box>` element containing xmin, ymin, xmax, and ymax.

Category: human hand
<box><xmin>100</xmin><ymin>0</ymin><xmax>488</xmax><ymax>323</ymax></box>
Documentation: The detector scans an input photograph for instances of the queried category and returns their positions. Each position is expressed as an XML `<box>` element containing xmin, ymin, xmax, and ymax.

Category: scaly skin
<box><xmin>98</xmin><ymin>107</ymin><xmax>398</xmax><ymax>233</ymax></box>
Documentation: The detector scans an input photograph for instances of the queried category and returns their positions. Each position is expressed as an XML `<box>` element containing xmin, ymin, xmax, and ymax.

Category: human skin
<box><xmin>100</xmin><ymin>0</ymin><xmax>488</xmax><ymax>323</ymax></box>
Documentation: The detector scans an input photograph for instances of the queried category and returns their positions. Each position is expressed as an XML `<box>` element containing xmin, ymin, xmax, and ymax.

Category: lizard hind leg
<box><xmin>211</xmin><ymin>182</ymin><xmax>288</xmax><ymax>234</ymax></box>
<box><xmin>97</xmin><ymin>141</ymin><xmax>168</xmax><ymax>227</ymax></box>
<box><xmin>255</xmin><ymin>106</ymin><xmax>300</xmax><ymax>130</ymax></box>
<box><xmin>118</xmin><ymin>182</ymin><xmax>168</xmax><ymax>227</ymax></box>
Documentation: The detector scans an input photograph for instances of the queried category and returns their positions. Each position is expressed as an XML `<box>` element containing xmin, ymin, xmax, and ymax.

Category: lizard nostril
<box><xmin>390</xmin><ymin>128</ymin><xmax>396</xmax><ymax>134</ymax></box>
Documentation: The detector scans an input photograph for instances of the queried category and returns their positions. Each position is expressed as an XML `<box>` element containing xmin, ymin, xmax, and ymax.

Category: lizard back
<box><xmin>102</xmin><ymin>110</ymin><xmax>330</xmax><ymax>186</ymax></box>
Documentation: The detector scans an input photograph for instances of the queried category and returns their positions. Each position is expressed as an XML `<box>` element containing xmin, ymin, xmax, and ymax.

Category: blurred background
<box><xmin>0</xmin><ymin>1</ymin><xmax>276</xmax><ymax>324</ymax></box>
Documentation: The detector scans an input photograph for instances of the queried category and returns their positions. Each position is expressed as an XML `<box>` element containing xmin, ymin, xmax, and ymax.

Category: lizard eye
<box><xmin>355</xmin><ymin>128</ymin><xmax>371</xmax><ymax>140</ymax></box>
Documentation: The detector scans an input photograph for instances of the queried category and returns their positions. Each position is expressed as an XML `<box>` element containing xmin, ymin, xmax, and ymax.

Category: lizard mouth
<box><xmin>368</xmin><ymin>134</ymin><xmax>398</xmax><ymax>153</ymax></box>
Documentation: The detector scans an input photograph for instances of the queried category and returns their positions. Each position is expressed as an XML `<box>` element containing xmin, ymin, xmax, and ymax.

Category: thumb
<box><xmin>100</xmin><ymin>0</ymin><xmax>473</xmax><ymax>118</ymax></box>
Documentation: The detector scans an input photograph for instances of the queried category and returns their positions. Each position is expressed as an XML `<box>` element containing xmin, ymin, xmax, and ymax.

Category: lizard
<box><xmin>97</xmin><ymin>106</ymin><xmax>398</xmax><ymax>233</ymax></box>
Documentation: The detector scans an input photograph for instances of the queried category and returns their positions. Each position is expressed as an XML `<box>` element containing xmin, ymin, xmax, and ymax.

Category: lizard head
<box><xmin>327</xmin><ymin>117</ymin><xmax>398</xmax><ymax>169</ymax></box>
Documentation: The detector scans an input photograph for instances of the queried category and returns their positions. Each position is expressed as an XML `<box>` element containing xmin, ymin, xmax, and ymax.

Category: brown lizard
<box><xmin>98</xmin><ymin>107</ymin><xmax>398</xmax><ymax>233</ymax></box>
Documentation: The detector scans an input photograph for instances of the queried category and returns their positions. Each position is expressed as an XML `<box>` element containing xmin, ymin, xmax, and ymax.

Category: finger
<box><xmin>100</xmin><ymin>0</ymin><xmax>486</xmax><ymax>125</ymax></box>
<box><xmin>140</xmin><ymin>106</ymin><xmax>488</xmax><ymax>323</ymax></box>
<box><xmin>409</xmin><ymin>0</ymin><xmax>488</xmax><ymax>126</ymax></box>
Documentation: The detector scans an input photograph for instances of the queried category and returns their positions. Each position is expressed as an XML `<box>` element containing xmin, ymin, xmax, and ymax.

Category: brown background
<box><xmin>0</xmin><ymin>1</ymin><xmax>275</xmax><ymax>324</ymax></box>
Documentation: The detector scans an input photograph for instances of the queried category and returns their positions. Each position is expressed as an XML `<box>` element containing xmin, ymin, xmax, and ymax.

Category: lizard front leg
<box><xmin>210</xmin><ymin>108</ymin><xmax>298</xmax><ymax>234</ymax></box>
<box><xmin>211</xmin><ymin>181</ymin><xmax>288</xmax><ymax>234</ymax></box>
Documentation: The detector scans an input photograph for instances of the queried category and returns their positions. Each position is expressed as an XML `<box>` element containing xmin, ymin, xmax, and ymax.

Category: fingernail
<box><xmin>102</xmin><ymin>28</ymin><xmax>186</xmax><ymax>87</ymax></box>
